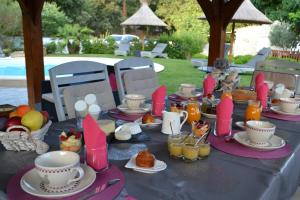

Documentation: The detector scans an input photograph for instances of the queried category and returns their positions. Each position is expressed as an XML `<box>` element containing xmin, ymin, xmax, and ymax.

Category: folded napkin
<box><xmin>83</xmin><ymin>114</ymin><xmax>108</xmax><ymax>170</ymax></box>
<box><xmin>255</xmin><ymin>72</ymin><xmax>265</xmax><ymax>92</ymax></box>
<box><xmin>152</xmin><ymin>85</ymin><xmax>167</xmax><ymax>117</ymax></box>
<box><xmin>203</xmin><ymin>74</ymin><xmax>216</xmax><ymax>96</ymax></box>
<box><xmin>257</xmin><ymin>83</ymin><xmax>269</xmax><ymax>109</ymax></box>
<box><xmin>216</xmin><ymin>96</ymin><xmax>233</xmax><ymax>136</ymax></box>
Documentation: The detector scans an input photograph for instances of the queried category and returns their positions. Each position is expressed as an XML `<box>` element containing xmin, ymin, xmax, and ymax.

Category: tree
<box><xmin>42</xmin><ymin>2</ymin><xmax>70</xmax><ymax>36</ymax></box>
<box><xmin>0</xmin><ymin>0</ymin><xmax>22</xmax><ymax>36</ymax></box>
<box><xmin>269</xmin><ymin>22</ymin><xmax>297</xmax><ymax>50</ymax></box>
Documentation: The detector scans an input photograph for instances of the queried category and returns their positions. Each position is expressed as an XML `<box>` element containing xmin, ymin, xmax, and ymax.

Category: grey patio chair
<box><xmin>114</xmin><ymin>43</ymin><xmax>130</xmax><ymax>56</ymax></box>
<box><xmin>47</xmin><ymin>61</ymin><xmax>109</xmax><ymax>121</ymax></box>
<box><xmin>63</xmin><ymin>81</ymin><xmax>115</xmax><ymax>119</ymax></box>
<box><xmin>114</xmin><ymin>57</ymin><xmax>154</xmax><ymax>102</ymax></box>
<box><xmin>141</xmin><ymin>43</ymin><xmax>168</xmax><ymax>58</ymax></box>
<box><xmin>123</xmin><ymin>68</ymin><xmax>159</xmax><ymax>100</ymax></box>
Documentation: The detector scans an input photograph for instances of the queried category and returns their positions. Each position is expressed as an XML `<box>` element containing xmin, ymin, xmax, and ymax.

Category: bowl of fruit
<box><xmin>192</xmin><ymin>120</ymin><xmax>211</xmax><ymax>137</ymax></box>
<box><xmin>59</xmin><ymin>128</ymin><xmax>82</xmax><ymax>153</ymax></box>
<box><xmin>135</xmin><ymin>113</ymin><xmax>162</xmax><ymax>129</ymax></box>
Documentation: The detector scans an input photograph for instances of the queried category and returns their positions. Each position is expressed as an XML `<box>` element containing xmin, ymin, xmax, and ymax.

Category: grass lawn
<box><xmin>49</xmin><ymin>54</ymin><xmax>252</xmax><ymax>94</ymax></box>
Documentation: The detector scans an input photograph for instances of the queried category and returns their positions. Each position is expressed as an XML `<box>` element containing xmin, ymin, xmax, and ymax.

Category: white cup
<box><xmin>88</xmin><ymin>104</ymin><xmax>101</xmax><ymax>120</ymax></box>
<box><xmin>179</xmin><ymin>83</ymin><xmax>196</xmax><ymax>96</ymax></box>
<box><xmin>123</xmin><ymin>94</ymin><xmax>146</xmax><ymax>110</ymax></box>
<box><xmin>246</xmin><ymin>121</ymin><xmax>275</xmax><ymax>146</ymax></box>
<box><xmin>34</xmin><ymin>151</ymin><xmax>84</xmax><ymax>189</ymax></box>
<box><xmin>74</xmin><ymin>100</ymin><xmax>88</xmax><ymax>117</ymax></box>
<box><xmin>280</xmin><ymin>98</ymin><xmax>300</xmax><ymax>113</ymax></box>
<box><xmin>85</xmin><ymin>94</ymin><xmax>97</xmax><ymax>105</ymax></box>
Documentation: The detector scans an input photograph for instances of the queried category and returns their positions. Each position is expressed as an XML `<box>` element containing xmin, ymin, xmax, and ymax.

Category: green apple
<box><xmin>21</xmin><ymin>110</ymin><xmax>43</xmax><ymax>131</ymax></box>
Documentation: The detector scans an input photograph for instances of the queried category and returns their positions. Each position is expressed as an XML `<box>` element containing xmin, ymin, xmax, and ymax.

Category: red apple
<box><xmin>40</xmin><ymin>111</ymin><xmax>49</xmax><ymax>125</ymax></box>
<box><xmin>5</xmin><ymin>117</ymin><xmax>22</xmax><ymax>130</ymax></box>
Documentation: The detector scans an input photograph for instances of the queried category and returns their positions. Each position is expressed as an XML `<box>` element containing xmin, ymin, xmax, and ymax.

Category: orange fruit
<box><xmin>9</xmin><ymin>111</ymin><xmax>18</xmax><ymax>118</ymax></box>
<box><xmin>16</xmin><ymin>105</ymin><xmax>32</xmax><ymax>117</ymax></box>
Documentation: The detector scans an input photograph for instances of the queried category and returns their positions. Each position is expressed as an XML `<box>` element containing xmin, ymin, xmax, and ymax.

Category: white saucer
<box><xmin>233</xmin><ymin>131</ymin><xmax>286</xmax><ymax>151</ymax></box>
<box><xmin>175</xmin><ymin>91</ymin><xmax>202</xmax><ymax>99</ymax></box>
<box><xmin>135</xmin><ymin>118</ymin><xmax>162</xmax><ymax>128</ymax></box>
<box><xmin>201</xmin><ymin>111</ymin><xmax>216</xmax><ymax>119</ymax></box>
<box><xmin>270</xmin><ymin>106</ymin><xmax>300</xmax><ymax>116</ymax></box>
<box><xmin>235</xmin><ymin>121</ymin><xmax>246</xmax><ymax>130</ymax></box>
<box><xmin>117</xmin><ymin>104</ymin><xmax>151</xmax><ymax>114</ymax></box>
<box><xmin>125</xmin><ymin>154</ymin><xmax>167</xmax><ymax>173</ymax></box>
<box><xmin>20</xmin><ymin>164</ymin><xmax>96</xmax><ymax>199</ymax></box>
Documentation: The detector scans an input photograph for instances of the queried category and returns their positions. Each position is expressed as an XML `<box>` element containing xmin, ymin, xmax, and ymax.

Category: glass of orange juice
<box><xmin>186</xmin><ymin>101</ymin><xmax>201</xmax><ymax>124</ymax></box>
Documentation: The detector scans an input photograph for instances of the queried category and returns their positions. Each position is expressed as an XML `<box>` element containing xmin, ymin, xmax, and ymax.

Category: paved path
<box><xmin>0</xmin><ymin>87</ymin><xmax>27</xmax><ymax>106</ymax></box>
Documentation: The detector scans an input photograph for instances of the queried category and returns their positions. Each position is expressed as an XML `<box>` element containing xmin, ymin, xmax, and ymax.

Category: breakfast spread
<box><xmin>135</xmin><ymin>150</ymin><xmax>155</xmax><ymax>168</ymax></box>
<box><xmin>192</xmin><ymin>121</ymin><xmax>210</xmax><ymax>137</ymax></box>
<box><xmin>232</xmin><ymin>89</ymin><xmax>257</xmax><ymax>102</ymax></box>
<box><xmin>59</xmin><ymin>129</ymin><xmax>82</xmax><ymax>152</ymax></box>
<box><xmin>201</xmin><ymin>94</ymin><xmax>217</xmax><ymax>115</ymax></box>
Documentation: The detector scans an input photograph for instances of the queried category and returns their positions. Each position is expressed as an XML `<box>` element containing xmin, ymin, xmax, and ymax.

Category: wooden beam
<box><xmin>17</xmin><ymin>0</ymin><xmax>45</xmax><ymax>107</ymax></box>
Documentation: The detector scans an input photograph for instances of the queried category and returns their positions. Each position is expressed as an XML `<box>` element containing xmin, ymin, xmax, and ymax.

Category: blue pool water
<box><xmin>0</xmin><ymin>64</ymin><xmax>55</xmax><ymax>76</ymax></box>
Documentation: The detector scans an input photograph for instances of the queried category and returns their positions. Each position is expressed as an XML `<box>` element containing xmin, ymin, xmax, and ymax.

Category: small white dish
<box><xmin>201</xmin><ymin>111</ymin><xmax>216</xmax><ymax>119</ymax></box>
<box><xmin>117</xmin><ymin>104</ymin><xmax>151</xmax><ymax>115</ymax></box>
<box><xmin>235</xmin><ymin>121</ymin><xmax>246</xmax><ymax>130</ymax></box>
<box><xmin>175</xmin><ymin>91</ymin><xmax>202</xmax><ymax>99</ymax></box>
<box><xmin>135</xmin><ymin>118</ymin><xmax>162</xmax><ymax>128</ymax></box>
<box><xmin>125</xmin><ymin>154</ymin><xmax>167</xmax><ymax>173</ymax></box>
<box><xmin>20</xmin><ymin>164</ymin><xmax>96</xmax><ymax>199</ymax></box>
<box><xmin>270</xmin><ymin>106</ymin><xmax>300</xmax><ymax>116</ymax></box>
<box><xmin>233</xmin><ymin>131</ymin><xmax>286</xmax><ymax>151</ymax></box>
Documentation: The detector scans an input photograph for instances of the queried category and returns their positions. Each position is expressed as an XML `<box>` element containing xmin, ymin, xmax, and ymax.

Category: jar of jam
<box><xmin>186</xmin><ymin>101</ymin><xmax>201</xmax><ymax>124</ymax></box>
<box><xmin>245</xmin><ymin>100</ymin><xmax>262</xmax><ymax>122</ymax></box>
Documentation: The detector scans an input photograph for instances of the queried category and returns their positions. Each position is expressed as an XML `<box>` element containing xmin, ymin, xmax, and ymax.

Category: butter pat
<box><xmin>97</xmin><ymin>120</ymin><xmax>115</xmax><ymax>136</ymax></box>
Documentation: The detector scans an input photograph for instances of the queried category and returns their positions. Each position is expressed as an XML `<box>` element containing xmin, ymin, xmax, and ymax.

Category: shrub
<box><xmin>269</xmin><ymin>22</ymin><xmax>298</xmax><ymax>50</ymax></box>
<box><xmin>81</xmin><ymin>37</ymin><xmax>116</xmax><ymax>54</ymax></box>
<box><xmin>45</xmin><ymin>42</ymin><xmax>57</xmax><ymax>54</ymax></box>
<box><xmin>129</xmin><ymin>38</ymin><xmax>142</xmax><ymax>56</ymax></box>
<box><xmin>233</xmin><ymin>55</ymin><xmax>253</xmax><ymax>64</ymax></box>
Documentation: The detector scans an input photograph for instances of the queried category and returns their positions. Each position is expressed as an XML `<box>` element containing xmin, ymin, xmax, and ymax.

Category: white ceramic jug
<box><xmin>161</xmin><ymin>110</ymin><xmax>188</xmax><ymax>135</ymax></box>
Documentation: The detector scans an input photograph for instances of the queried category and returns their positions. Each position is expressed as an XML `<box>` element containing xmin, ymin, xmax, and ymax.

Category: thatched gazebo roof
<box><xmin>121</xmin><ymin>1</ymin><xmax>167</xmax><ymax>27</ymax></box>
<box><xmin>199</xmin><ymin>0</ymin><xmax>272</xmax><ymax>24</ymax></box>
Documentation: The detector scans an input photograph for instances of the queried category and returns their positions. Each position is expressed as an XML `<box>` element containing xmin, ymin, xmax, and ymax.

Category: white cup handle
<box><xmin>179</xmin><ymin>110</ymin><xmax>188</xmax><ymax>130</ymax></box>
<box><xmin>67</xmin><ymin>166</ymin><xmax>85</xmax><ymax>184</ymax></box>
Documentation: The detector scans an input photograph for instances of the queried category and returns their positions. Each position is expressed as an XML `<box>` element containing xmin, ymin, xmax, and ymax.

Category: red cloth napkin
<box><xmin>109</xmin><ymin>73</ymin><xmax>118</xmax><ymax>91</ymax></box>
<box><xmin>203</xmin><ymin>74</ymin><xmax>216</xmax><ymax>96</ymax></box>
<box><xmin>152</xmin><ymin>85</ymin><xmax>167</xmax><ymax>117</ymax></box>
<box><xmin>216</xmin><ymin>96</ymin><xmax>233</xmax><ymax>136</ymax></box>
<box><xmin>83</xmin><ymin>114</ymin><xmax>108</xmax><ymax>170</ymax></box>
<box><xmin>257</xmin><ymin>83</ymin><xmax>269</xmax><ymax>109</ymax></box>
<box><xmin>255</xmin><ymin>72</ymin><xmax>265</xmax><ymax>92</ymax></box>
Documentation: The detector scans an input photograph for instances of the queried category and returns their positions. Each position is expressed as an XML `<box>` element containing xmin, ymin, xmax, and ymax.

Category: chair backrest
<box><xmin>118</xmin><ymin>43</ymin><xmax>130</xmax><ymax>52</ymax></box>
<box><xmin>49</xmin><ymin>61</ymin><xmax>108</xmax><ymax>121</ymax></box>
<box><xmin>246</xmin><ymin>47</ymin><xmax>272</xmax><ymax>67</ymax></box>
<box><xmin>114</xmin><ymin>58</ymin><xmax>154</xmax><ymax>102</ymax></box>
<box><xmin>123</xmin><ymin>68</ymin><xmax>159</xmax><ymax>100</ymax></box>
<box><xmin>63</xmin><ymin>81</ymin><xmax>115</xmax><ymax>119</ymax></box>
<box><xmin>152</xmin><ymin>43</ymin><xmax>167</xmax><ymax>53</ymax></box>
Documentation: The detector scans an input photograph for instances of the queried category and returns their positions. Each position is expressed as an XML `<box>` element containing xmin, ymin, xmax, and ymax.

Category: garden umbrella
<box><xmin>121</xmin><ymin>0</ymin><xmax>167</xmax><ymax>50</ymax></box>
<box><xmin>199</xmin><ymin>0</ymin><xmax>272</xmax><ymax>61</ymax></box>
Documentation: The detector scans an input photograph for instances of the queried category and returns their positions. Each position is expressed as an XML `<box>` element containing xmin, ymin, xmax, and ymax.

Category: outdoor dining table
<box><xmin>0</xmin><ymin>103</ymin><xmax>300</xmax><ymax>200</ymax></box>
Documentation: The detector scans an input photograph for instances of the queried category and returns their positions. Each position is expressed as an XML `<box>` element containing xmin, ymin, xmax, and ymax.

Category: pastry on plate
<box><xmin>135</xmin><ymin>150</ymin><xmax>155</xmax><ymax>168</ymax></box>
<box><xmin>142</xmin><ymin>113</ymin><xmax>155</xmax><ymax>124</ymax></box>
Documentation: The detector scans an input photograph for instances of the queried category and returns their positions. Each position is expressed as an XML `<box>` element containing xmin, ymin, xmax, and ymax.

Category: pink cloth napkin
<box><xmin>216</xmin><ymin>96</ymin><xmax>233</xmax><ymax>136</ymax></box>
<box><xmin>203</xmin><ymin>74</ymin><xmax>216</xmax><ymax>96</ymax></box>
<box><xmin>152</xmin><ymin>85</ymin><xmax>167</xmax><ymax>117</ymax></box>
<box><xmin>257</xmin><ymin>83</ymin><xmax>269</xmax><ymax>109</ymax></box>
<box><xmin>255</xmin><ymin>72</ymin><xmax>265</xmax><ymax>92</ymax></box>
<box><xmin>83</xmin><ymin>114</ymin><xmax>108</xmax><ymax>171</ymax></box>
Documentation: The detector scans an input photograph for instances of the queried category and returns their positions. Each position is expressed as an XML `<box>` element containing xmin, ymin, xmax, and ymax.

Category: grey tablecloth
<box><xmin>1</xmin><ymin>103</ymin><xmax>300</xmax><ymax>200</ymax></box>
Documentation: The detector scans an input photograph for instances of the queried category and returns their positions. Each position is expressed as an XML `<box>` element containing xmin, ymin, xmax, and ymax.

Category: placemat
<box><xmin>108</xmin><ymin>109</ymin><xmax>143</xmax><ymax>122</ymax></box>
<box><xmin>208</xmin><ymin>131</ymin><xmax>291</xmax><ymax>159</ymax></box>
<box><xmin>168</xmin><ymin>94</ymin><xmax>202</xmax><ymax>102</ymax></box>
<box><xmin>262</xmin><ymin>111</ymin><xmax>300</xmax><ymax>122</ymax></box>
<box><xmin>7</xmin><ymin>164</ymin><xmax>125</xmax><ymax>200</ymax></box>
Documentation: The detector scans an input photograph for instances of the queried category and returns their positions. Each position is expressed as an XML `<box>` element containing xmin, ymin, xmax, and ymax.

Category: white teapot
<box><xmin>161</xmin><ymin>111</ymin><xmax>188</xmax><ymax>135</ymax></box>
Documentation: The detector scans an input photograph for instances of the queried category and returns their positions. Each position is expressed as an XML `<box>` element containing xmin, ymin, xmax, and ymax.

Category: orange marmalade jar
<box><xmin>245</xmin><ymin>100</ymin><xmax>262</xmax><ymax>122</ymax></box>
<box><xmin>186</xmin><ymin>101</ymin><xmax>201</xmax><ymax>124</ymax></box>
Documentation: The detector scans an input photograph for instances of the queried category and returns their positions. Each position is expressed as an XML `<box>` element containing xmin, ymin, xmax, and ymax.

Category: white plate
<box><xmin>270</xmin><ymin>106</ymin><xmax>300</xmax><ymax>116</ymax></box>
<box><xmin>175</xmin><ymin>91</ymin><xmax>202</xmax><ymax>99</ymax></box>
<box><xmin>20</xmin><ymin>164</ymin><xmax>96</xmax><ymax>199</ymax></box>
<box><xmin>125</xmin><ymin>154</ymin><xmax>167</xmax><ymax>173</ymax></box>
<box><xmin>201</xmin><ymin>111</ymin><xmax>216</xmax><ymax>119</ymax></box>
<box><xmin>117</xmin><ymin>104</ymin><xmax>151</xmax><ymax>115</ymax></box>
<box><xmin>135</xmin><ymin>118</ymin><xmax>162</xmax><ymax>128</ymax></box>
<box><xmin>235</xmin><ymin>121</ymin><xmax>246</xmax><ymax>130</ymax></box>
<box><xmin>233</xmin><ymin>131</ymin><xmax>286</xmax><ymax>151</ymax></box>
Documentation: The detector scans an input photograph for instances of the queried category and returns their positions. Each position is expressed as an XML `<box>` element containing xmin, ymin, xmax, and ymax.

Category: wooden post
<box><xmin>197</xmin><ymin>0</ymin><xmax>244</xmax><ymax>66</ymax></box>
<box><xmin>17</xmin><ymin>0</ymin><xmax>45</xmax><ymax>107</ymax></box>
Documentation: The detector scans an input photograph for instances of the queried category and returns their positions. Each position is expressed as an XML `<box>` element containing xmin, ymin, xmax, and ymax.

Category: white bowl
<box><xmin>246</xmin><ymin>121</ymin><xmax>276</xmax><ymax>146</ymax></box>
<box><xmin>280</xmin><ymin>98</ymin><xmax>300</xmax><ymax>113</ymax></box>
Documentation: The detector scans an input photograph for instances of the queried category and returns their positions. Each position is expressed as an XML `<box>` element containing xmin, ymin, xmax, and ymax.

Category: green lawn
<box><xmin>48</xmin><ymin>54</ymin><xmax>252</xmax><ymax>94</ymax></box>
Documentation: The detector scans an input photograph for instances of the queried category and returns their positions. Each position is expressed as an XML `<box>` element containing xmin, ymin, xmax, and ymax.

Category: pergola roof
<box><xmin>199</xmin><ymin>0</ymin><xmax>272</xmax><ymax>24</ymax></box>
<box><xmin>121</xmin><ymin>2</ymin><xmax>167</xmax><ymax>27</ymax></box>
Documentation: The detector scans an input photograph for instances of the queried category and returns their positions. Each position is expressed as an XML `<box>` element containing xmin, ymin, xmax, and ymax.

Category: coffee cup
<box><xmin>179</xmin><ymin>83</ymin><xmax>196</xmax><ymax>96</ymax></box>
<box><xmin>35</xmin><ymin>151</ymin><xmax>84</xmax><ymax>190</ymax></box>
<box><xmin>280</xmin><ymin>98</ymin><xmax>300</xmax><ymax>113</ymax></box>
<box><xmin>246</xmin><ymin>121</ymin><xmax>275</xmax><ymax>146</ymax></box>
<box><xmin>123</xmin><ymin>94</ymin><xmax>145</xmax><ymax>110</ymax></box>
